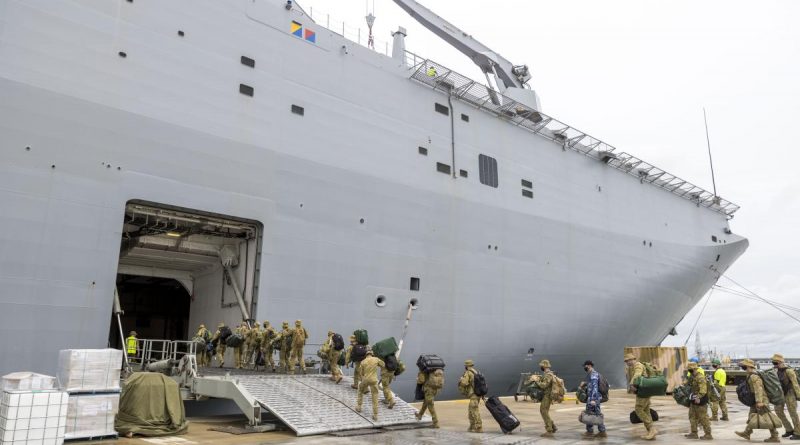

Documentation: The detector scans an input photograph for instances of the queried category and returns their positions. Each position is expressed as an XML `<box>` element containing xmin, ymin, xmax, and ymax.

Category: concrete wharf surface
<box><xmin>77</xmin><ymin>388</ymin><xmax>779</xmax><ymax>445</ymax></box>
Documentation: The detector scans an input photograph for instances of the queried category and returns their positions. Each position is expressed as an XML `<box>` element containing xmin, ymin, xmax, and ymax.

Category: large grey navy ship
<box><xmin>0</xmin><ymin>0</ymin><xmax>747</xmax><ymax>399</ymax></box>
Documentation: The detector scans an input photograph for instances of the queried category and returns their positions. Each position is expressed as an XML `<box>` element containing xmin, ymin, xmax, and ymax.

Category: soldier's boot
<box><xmin>351</xmin><ymin>384</ymin><xmax>359</xmax><ymax>389</ymax></box>
<box><xmin>596</xmin><ymin>432</ymin><xmax>608</xmax><ymax>438</ymax></box>
<box><xmin>721</xmin><ymin>415</ymin><xmax>730</xmax><ymax>421</ymax></box>
<box><xmin>735</xmin><ymin>431</ymin><xmax>751</xmax><ymax>440</ymax></box>
<box><xmin>553</xmin><ymin>424</ymin><xmax>558</xmax><ymax>433</ymax></box>
<box><xmin>711</xmin><ymin>415</ymin><xmax>719</xmax><ymax>421</ymax></box>
<box><xmin>387</xmin><ymin>400</ymin><xmax>395</xmax><ymax>409</ymax></box>
<box><xmin>701</xmin><ymin>434</ymin><xmax>714</xmax><ymax>440</ymax></box>
<box><xmin>685</xmin><ymin>432</ymin><xmax>699</xmax><ymax>439</ymax></box>
<box><xmin>784</xmin><ymin>431</ymin><xmax>795</xmax><ymax>438</ymax></box>
<box><xmin>642</xmin><ymin>427</ymin><xmax>658</xmax><ymax>441</ymax></box>
<box><xmin>539</xmin><ymin>432</ymin><xmax>554</xmax><ymax>438</ymax></box>
<box><xmin>355</xmin><ymin>405</ymin><xmax>362</xmax><ymax>413</ymax></box>
<box><xmin>474</xmin><ymin>427</ymin><xmax>483</xmax><ymax>433</ymax></box>
<box><xmin>335</xmin><ymin>376</ymin><xmax>342</xmax><ymax>384</ymax></box>
<box><xmin>764</xmin><ymin>436</ymin><xmax>781</xmax><ymax>443</ymax></box>
<box><xmin>582</xmin><ymin>431</ymin><xmax>595</xmax><ymax>439</ymax></box>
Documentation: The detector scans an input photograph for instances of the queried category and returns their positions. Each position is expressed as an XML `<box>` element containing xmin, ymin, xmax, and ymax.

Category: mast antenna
<box><xmin>703</xmin><ymin>108</ymin><xmax>719</xmax><ymax>202</ymax></box>
<box><xmin>365</xmin><ymin>0</ymin><xmax>376</xmax><ymax>49</ymax></box>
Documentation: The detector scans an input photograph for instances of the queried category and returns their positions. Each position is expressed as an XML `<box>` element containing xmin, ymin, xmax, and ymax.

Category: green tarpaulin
<box><xmin>115</xmin><ymin>372</ymin><xmax>189</xmax><ymax>437</ymax></box>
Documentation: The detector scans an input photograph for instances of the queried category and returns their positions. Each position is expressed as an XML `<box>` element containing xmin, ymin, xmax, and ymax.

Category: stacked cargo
<box><xmin>57</xmin><ymin>349</ymin><xmax>122</xmax><ymax>441</ymax></box>
<box><xmin>0</xmin><ymin>373</ymin><xmax>68</xmax><ymax>445</ymax></box>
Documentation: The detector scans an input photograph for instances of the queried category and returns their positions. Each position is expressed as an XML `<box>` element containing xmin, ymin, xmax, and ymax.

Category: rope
<box><xmin>712</xmin><ymin>284</ymin><xmax>800</xmax><ymax>313</ymax></box>
<box><xmin>684</xmin><ymin>289</ymin><xmax>714</xmax><ymax>347</ymax></box>
<box><xmin>720</xmin><ymin>275</ymin><xmax>800</xmax><ymax>325</ymax></box>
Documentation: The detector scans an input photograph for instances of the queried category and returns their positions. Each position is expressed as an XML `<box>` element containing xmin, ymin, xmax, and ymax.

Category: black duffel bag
<box><xmin>416</xmin><ymin>354</ymin><xmax>445</xmax><ymax>373</ymax></box>
<box><xmin>630</xmin><ymin>409</ymin><xmax>659</xmax><ymax>424</ymax></box>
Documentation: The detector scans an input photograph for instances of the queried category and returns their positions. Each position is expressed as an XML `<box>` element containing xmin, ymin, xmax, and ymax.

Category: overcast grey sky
<box><xmin>298</xmin><ymin>0</ymin><xmax>800</xmax><ymax>358</ymax></box>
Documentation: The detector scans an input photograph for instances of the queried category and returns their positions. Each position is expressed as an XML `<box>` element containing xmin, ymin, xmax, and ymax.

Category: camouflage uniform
<box><xmin>345</xmin><ymin>336</ymin><xmax>362</xmax><ymax>389</ymax></box>
<box><xmin>626</xmin><ymin>353</ymin><xmax>657</xmax><ymax>440</ymax></box>
<box><xmin>531</xmin><ymin>359</ymin><xmax>557</xmax><ymax>436</ymax></box>
<box><xmin>416</xmin><ymin>369</ymin><xmax>444</xmax><ymax>428</ymax></box>
<box><xmin>458</xmin><ymin>359</ymin><xmax>482</xmax><ymax>433</ymax></box>
<box><xmin>245</xmin><ymin>323</ymin><xmax>261</xmax><ymax>368</ymax></box>
<box><xmin>289</xmin><ymin>320</ymin><xmax>308</xmax><ymax>374</ymax></box>
<box><xmin>261</xmin><ymin>321</ymin><xmax>277</xmax><ymax>371</ymax></box>
<box><xmin>194</xmin><ymin>324</ymin><xmax>211</xmax><ymax>367</ymax></box>
<box><xmin>211</xmin><ymin>323</ymin><xmax>227</xmax><ymax>367</ymax></box>
<box><xmin>233</xmin><ymin>323</ymin><xmax>247</xmax><ymax>369</ymax></box>
<box><xmin>685</xmin><ymin>362</ymin><xmax>712</xmax><ymax>439</ymax></box>
<box><xmin>279</xmin><ymin>322</ymin><xmax>292</xmax><ymax>373</ymax></box>
<box><xmin>326</xmin><ymin>332</ymin><xmax>343</xmax><ymax>384</ymax></box>
<box><xmin>380</xmin><ymin>366</ymin><xmax>395</xmax><ymax>408</ymax></box>
<box><xmin>710</xmin><ymin>361</ymin><xmax>729</xmax><ymax>421</ymax></box>
<box><xmin>736</xmin><ymin>359</ymin><xmax>780</xmax><ymax>442</ymax></box>
<box><xmin>774</xmin><ymin>353</ymin><xmax>800</xmax><ymax>439</ymax></box>
<box><xmin>355</xmin><ymin>353</ymin><xmax>385</xmax><ymax>421</ymax></box>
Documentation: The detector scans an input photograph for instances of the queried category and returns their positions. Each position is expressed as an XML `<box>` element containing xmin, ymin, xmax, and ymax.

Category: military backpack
<box><xmin>428</xmin><ymin>368</ymin><xmax>445</xmax><ymax>391</ymax></box>
<box><xmin>472</xmin><ymin>369</ymin><xmax>488</xmax><ymax>397</ymax></box>
<box><xmin>550</xmin><ymin>373</ymin><xmax>566</xmax><ymax>403</ymax></box>
<box><xmin>757</xmin><ymin>369</ymin><xmax>785</xmax><ymax>405</ymax></box>
<box><xmin>673</xmin><ymin>383</ymin><xmax>692</xmax><ymax>407</ymax></box>
<box><xmin>331</xmin><ymin>333</ymin><xmax>345</xmax><ymax>351</ymax></box>
<box><xmin>642</xmin><ymin>361</ymin><xmax>663</xmax><ymax>377</ymax></box>
<box><xmin>736</xmin><ymin>377</ymin><xmax>756</xmax><ymax>407</ymax></box>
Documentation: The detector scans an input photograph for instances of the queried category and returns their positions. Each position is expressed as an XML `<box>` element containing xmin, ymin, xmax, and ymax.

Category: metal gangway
<box><xmin>130</xmin><ymin>339</ymin><xmax>428</xmax><ymax>436</ymax></box>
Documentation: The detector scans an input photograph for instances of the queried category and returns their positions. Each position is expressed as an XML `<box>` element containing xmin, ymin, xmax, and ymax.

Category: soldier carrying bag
<box><xmin>737</xmin><ymin>377</ymin><xmax>757</xmax><ymax>407</ymax></box>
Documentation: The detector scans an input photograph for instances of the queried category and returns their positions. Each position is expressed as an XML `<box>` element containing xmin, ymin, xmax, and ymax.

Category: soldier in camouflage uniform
<box><xmin>773</xmin><ymin>353</ymin><xmax>800</xmax><ymax>440</ymax></box>
<box><xmin>415</xmin><ymin>366</ymin><xmax>444</xmax><ymax>428</ymax></box>
<box><xmin>211</xmin><ymin>322</ymin><xmax>227</xmax><ymax>368</ymax></box>
<box><xmin>736</xmin><ymin>358</ymin><xmax>781</xmax><ymax>442</ymax></box>
<box><xmin>529</xmin><ymin>359</ymin><xmax>557</xmax><ymax>437</ymax></box>
<box><xmin>244</xmin><ymin>322</ymin><xmax>261</xmax><ymax>368</ymax></box>
<box><xmin>326</xmin><ymin>331</ymin><xmax>343</xmax><ymax>384</ymax></box>
<box><xmin>346</xmin><ymin>335</ymin><xmax>362</xmax><ymax>389</ymax></box>
<box><xmin>289</xmin><ymin>319</ymin><xmax>309</xmax><ymax>374</ymax></box>
<box><xmin>261</xmin><ymin>321</ymin><xmax>277</xmax><ymax>372</ymax></box>
<box><xmin>279</xmin><ymin>321</ymin><xmax>293</xmax><ymax>373</ymax></box>
<box><xmin>685</xmin><ymin>361</ymin><xmax>713</xmax><ymax>440</ymax></box>
<box><xmin>458</xmin><ymin>359</ymin><xmax>483</xmax><ymax>433</ymax></box>
<box><xmin>194</xmin><ymin>324</ymin><xmax>211</xmax><ymax>367</ymax></box>
<box><xmin>233</xmin><ymin>322</ymin><xmax>248</xmax><ymax>369</ymax></box>
<box><xmin>625</xmin><ymin>352</ymin><xmax>658</xmax><ymax>440</ymax></box>
<box><xmin>355</xmin><ymin>350</ymin><xmax>385</xmax><ymax>421</ymax></box>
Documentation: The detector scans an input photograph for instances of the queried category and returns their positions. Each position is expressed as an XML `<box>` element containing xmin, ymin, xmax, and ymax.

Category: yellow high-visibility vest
<box><xmin>714</xmin><ymin>368</ymin><xmax>727</xmax><ymax>387</ymax></box>
<box><xmin>126</xmin><ymin>336</ymin><xmax>137</xmax><ymax>355</ymax></box>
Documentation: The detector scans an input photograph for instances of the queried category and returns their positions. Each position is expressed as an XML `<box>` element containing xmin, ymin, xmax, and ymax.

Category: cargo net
<box><xmin>406</xmin><ymin>52</ymin><xmax>740</xmax><ymax>218</ymax></box>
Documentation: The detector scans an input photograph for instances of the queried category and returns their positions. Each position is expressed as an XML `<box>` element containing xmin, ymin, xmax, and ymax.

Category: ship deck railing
<box><xmin>404</xmin><ymin>51</ymin><xmax>740</xmax><ymax>218</ymax></box>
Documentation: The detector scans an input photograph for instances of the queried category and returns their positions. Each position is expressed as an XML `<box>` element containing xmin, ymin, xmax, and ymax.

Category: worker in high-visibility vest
<box><xmin>126</xmin><ymin>331</ymin><xmax>138</xmax><ymax>357</ymax></box>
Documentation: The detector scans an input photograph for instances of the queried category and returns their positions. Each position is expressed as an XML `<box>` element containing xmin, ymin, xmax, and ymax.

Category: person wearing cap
<box><xmin>687</xmin><ymin>357</ymin><xmax>707</xmax><ymax>378</ymax></box>
<box><xmin>355</xmin><ymin>349</ymin><xmax>385</xmax><ymax>421</ymax></box>
<box><xmin>710</xmin><ymin>358</ymin><xmax>729</xmax><ymax>421</ymax></box>
<box><xmin>288</xmin><ymin>319</ymin><xmax>309</xmax><ymax>374</ymax></box>
<box><xmin>233</xmin><ymin>322</ymin><xmax>248</xmax><ymax>369</ymax></box>
<box><xmin>260</xmin><ymin>321</ymin><xmax>277</xmax><ymax>372</ymax></box>
<box><xmin>736</xmin><ymin>358</ymin><xmax>781</xmax><ymax>442</ymax></box>
<box><xmin>194</xmin><ymin>324</ymin><xmax>211</xmax><ymax>367</ymax></box>
<box><xmin>345</xmin><ymin>335</ymin><xmax>363</xmax><ymax>389</ymax></box>
<box><xmin>625</xmin><ymin>352</ymin><xmax>658</xmax><ymax>440</ymax></box>
<box><xmin>529</xmin><ymin>359</ymin><xmax>557</xmax><ymax>437</ymax></box>
<box><xmin>211</xmin><ymin>322</ymin><xmax>228</xmax><ymax>368</ymax></box>
<box><xmin>126</xmin><ymin>331</ymin><xmax>138</xmax><ymax>358</ymax></box>
<box><xmin>580</xmin><ymin>360</ymin><xmax>607</xmax><ymax>439</ymax></box>
<box><xmin>773</xmin><ymin>353</ymin><xmax>800</xmax><ymax>440</ymax></box>
<box><xmin>244</xmin><ymin>322</ymin><xmax>261</xmax><ymax>369</ymax></box>
<box><xmin>279</xmin><ymin>321</ymin><xmax>293</xmax><ymax>373</ymax></box>
<box><xmin>415</xmin><ymin>363</ymin><xmax>444</xmax><ymax>428</ymax></box>
<box><xmin>685</xmin><ymin>361</ymin><xmax>713</xmax><ymax>440</ymax></box>
<box><xmin>458</xmin><ymin>359</ymin><xmax>483</xmax><ymax>433</ymax></box>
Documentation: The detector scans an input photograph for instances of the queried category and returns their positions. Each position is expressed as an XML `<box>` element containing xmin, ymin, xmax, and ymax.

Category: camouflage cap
<box><xmin>349</xmin><ymin>335</ymin><xmax>356</xmax><ymax>341</ymax></box>
<box><xmin>464</xmin><ymin>359</ymin><xmax>474</xmax><ymax>367</ymax></box>
<box><xmin>739</xmin><ymin>359</ymin><xmax>756</xmax><ymax>369</ymax></box>
<box><xmin>623</xmin><ymin>353</ymin><xmax>636</xmax><ymax>361</ymax></box>
<box><xmin>327</xmin><ymin>330</ymin><xmax>334</xmax><ymax>336</ymax></box>
<box><xmin>295</xmin><ymin>319</ymin><xmax>302</xmax><ymax>325</ymax></box>
<box><xmin>539</xmin><ymin>359</ymin><xmax>551</xmax><ymax>368</ymax></box>
<box><xmin>282</xmin><ymin>321</ymin><xmax>289</xmax><ymax>327</ymax></box>
<box><xmin>772</xmin><ymin>353</ymin><xmax>785</xmax><ymax>363</ymax></box>
<box><xmin>218</xmin><ymin>322</ymin><xmax>225</xmax><ymax>328</ymax></box>
<box><xmin>366</xmin><ymin>349</ymin><xmax>374</xmax><ymax>356</ymax></box>
<box><xmin>687</xmin><ymin>362</ymin><xmax>698</xmax><ymax>370</ymax></box>
<box><xmin>199</xmin><ymin>324</ymin><xmax>205</xmax><ymax>329</ymax></box>
<box><xmin>263</xmin><ymin>321</ymin><xmax>270</xmax><ymax>327</ymax></box>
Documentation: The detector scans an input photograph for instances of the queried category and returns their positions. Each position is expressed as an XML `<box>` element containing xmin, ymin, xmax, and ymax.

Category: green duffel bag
<box><xmin>673</xmin><ymin>384</ymin><xmax>692</xmax><ymax>407</ymax></box>
<box><xmin>372</xmin><ymin>337</ymin><xmax>398</xmax><ymax>358</ymax></box>
<box><xmin>635</xmin><ymin>375</ymin><xmax>668</xmax><ymax>397</ymax></box>
<box><xmin>225</xmin><ymin>333</ymin><xmax>245</xmax><ymax>348</ymax></box>
<box><xmin>354</xmin><ymin>329</ymin><xmax>369</xmax><ymax>346</ymax></box>
<box><xmin>526</xmin><ymin>384</ymin><xmax>545</xmax><ymax>402</ymax></box>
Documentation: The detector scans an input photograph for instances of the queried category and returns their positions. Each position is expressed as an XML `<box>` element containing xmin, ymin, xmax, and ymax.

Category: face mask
<box><xmin>584</xmin><ymin>366</ymin><xmax>590</xmax><ymax>372</ymax></box>
<box><xmin>540</xmin><ymin>367</ymin><xmax>545</xmax><ymax>372</ymax></box>
<box><xmin>773</xmin><ymin>362</ymin><xmax>780</xmax><ymax>367</ymax></box>
<box><xmin>741</xmin><ymin>366</ymin><xmax>748</xmax><ymax>371</ymax></box>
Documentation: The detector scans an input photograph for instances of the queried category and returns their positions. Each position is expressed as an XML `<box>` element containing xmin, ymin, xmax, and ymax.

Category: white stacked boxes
<box><xmin>58</xmin><ymin>349</ymin><xmax>122</xmax><ymax>440</ymax></box>
<box><xmin>0</xmin><ymin>390</ymin><xmax>68</xmax><ymax>445</ymax></box>
<box><xmin>64</xmin><ymin>394</ymin><xmax>119</xmax><ymax>440</ymax></box>
<box><xmin>57</xmin><ymin>350</ymin><xmax>122</xmax><ymax>392</ymax></box>
<box><xmin>2</xmin><ymin>373</ymin><xmax>57</xmax><ymax>392</ymax></box>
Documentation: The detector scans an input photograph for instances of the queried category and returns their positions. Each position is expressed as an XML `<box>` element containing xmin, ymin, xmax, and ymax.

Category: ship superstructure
<box><xmin>0</xmin><ymin>0</ymin><xmax>747</xmax><ymax>399</ymax></box>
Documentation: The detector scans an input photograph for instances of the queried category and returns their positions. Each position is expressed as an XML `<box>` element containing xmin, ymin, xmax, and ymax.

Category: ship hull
<box><xmin>0</xmin><ymin>0</ymin><xmax>747</xmax><ymax>399</ymax></box>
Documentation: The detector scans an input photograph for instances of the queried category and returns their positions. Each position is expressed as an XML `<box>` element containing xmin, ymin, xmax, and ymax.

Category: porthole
<box><xmin>409</xmin><ymin>298</ymin><xmax>419</xmax><ymax>309</ymax></box>
<box><xmin>375</xmin><ymin>295</ymin><xmax>387</xmax><ymax>307</ymax></box>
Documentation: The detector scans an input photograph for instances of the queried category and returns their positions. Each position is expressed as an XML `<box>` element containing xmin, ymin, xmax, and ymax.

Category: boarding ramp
<box><xmin>197</xmin><ymin>369</ymin><xmax>428</xmax><ymax>436</ymax></box>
